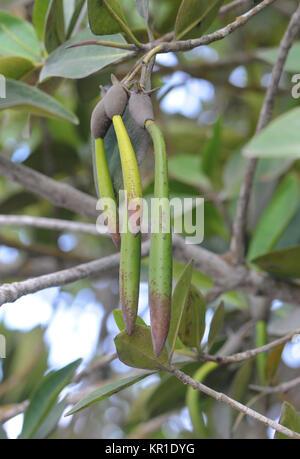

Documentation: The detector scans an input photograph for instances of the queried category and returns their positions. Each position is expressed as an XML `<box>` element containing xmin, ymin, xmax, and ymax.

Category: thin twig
<box><xmin>0</xmin><ymin>240</ymin><xmax>151</xmax><ymax>307</ymax></box>
<box><xmin>167</xmin><ymin>365</ymin><xmax>300</xmax><ymax>439</ymax></box>
<box><xmin>201</xmin><ymin>329</ymin><xmax>300</xmax><ymax>364</ymax></box>
<box><xmin>250</xmin><ymin>376</ymin><xmax>300</xmax><ymax>394</ymax></box>
<box><xmin>0</xmin><ymin>215</ymin><xmax>104</xmax><ymax>236</ymax></box>
<box><xmin>0</xmin><ymin>154</ymin><xmax>98</xmax><ymax>220</ymax></box>
<box><xmin>0</xmin><ymin>401</ymin><xmax>29</xmax><ymax>425</ymax></box>
<box><xmin>142</xmin><ymin>0</ymin><xmax>276</xmax><ymax>53</ymax></box>
<box><xmin>230</xmin><ymin>3</ymin><xmax>300</xmax><ymax>264</ymax></box>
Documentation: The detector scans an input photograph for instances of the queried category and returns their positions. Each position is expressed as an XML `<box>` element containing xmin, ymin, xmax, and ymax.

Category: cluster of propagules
<box><xmin>90</xmin><ymin>77</ymin><xmax>172</xmax><ymax>357</ymax></box>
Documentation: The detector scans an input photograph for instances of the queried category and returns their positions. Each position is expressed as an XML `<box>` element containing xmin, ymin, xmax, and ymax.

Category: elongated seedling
<box><xmin>146</xmin><ymin>120</ymin><xmax>172</xmax><ymax>357</ymax></box>
<box><xmin>119</xmin><ymin>215</ymin><xmax>141</xmax><ymax>335</ymax></box>
<box><xmin>113</xmin><ymin>115</ymin><xmax>143</xmax><ymax>235</ymax></box>
<box><xmin>113</xmin><ymin>115</ymin><xmax>143</xmax><ymax>335</ymax></box>
<box><xmin>91</xmin><ymin>98</ymin><xmax>120</xmax><ymax>248</ymax></box>
<box><xmin>93</xmin><ymin>138</ymin><xmax>120</xmax><ymax>248</ymax></box>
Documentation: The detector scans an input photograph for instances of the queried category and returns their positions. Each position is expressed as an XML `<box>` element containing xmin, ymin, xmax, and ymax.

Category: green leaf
<box><xmin>175</xmin><ymin>0</ymin><xmax>224</xmax><ymax>40</ymax></box>
<box><xmin>168</xmin><ymin>154</ymin><xmax>211</xmax><ymax>189</ymax></box>
<box><xmin>275</xmin><ymin>402</ymin><xmax>300</xmax><ymax>439</ymax></box>
<box><xmin>0</xmin><ymin>10</ymin><xmax>41</xmax><ymax>62</ymax></box>
<box><xmin>134</xmin><ymin>0</ymin><xmax>149</xmax><ymax>20</ymax></box>
<box><xmin>88</xmin><ymin>0</ymin><xmax>139</xmax><ymax>44</ymax></box>
<box><xmin>40</xmin><ymin>28</ymin><xmax>132</xmax><ymax>81</ymax></box>
<box><xmin>32</xmin><ymin>399</ymin><xmax>68</xmax><ymax>439</ymax></box>
<box><xmin>20</xmin><ymin>359</ymin><xmax>81</xmax><ymax>439</ymax></box>
<box><xmin>66</xmin><ymin>0</ymin><xmax>86</xmax><ymax>39</ymax></box>
<box><xmin>44</xmin><ymin>0</ymin><xmax>66</xmax><ymax>53</ymax></box>
<box><xmin>247</xmin><ymin>175</ymin><xmax>300</xmax><ymax>261</ymax></box>
<box><xmin>113</xmin><ymin>309</ymin><xmax>147</xmax><ymax>331</ymax></box>
<box><xmin>66</xmin><ymin>373</ymin><xmax>151</xmax><ymax>416</ymax></box>
<box><xmin>0</xmin><ymin>55</ymin><xmax>34</xmax><ymax>79</ymax></box>
<box><xmin>243</xmin><ymin>108</ymin><xmax>300</xmax><ymax>159</ymax></box>
<box><xmin>230</xmin><ymin>360</ymin><xmax>253</xmax><ymax>421</ymax></box>
<box><xmin>88</xmin><ymin>0</ymin><xmax>125</xmax><ymax>35</ymax></box>
<box><xmin>207</xmin><ymin>301</ymin><xmax>224</xmax><ymax>352</ymax></box>
<box><xmin>114</xmin><ymin>324</ymin><xmax>169</xmax><ymax>370</ymax></box>
<box><xmin>265</xmin><ymin>343</ymin><xmax>284</xmax><ymax>383</ymax></box>
<box><xmin>178</xmin><ymin>284</ymin><xmax>206</xmax><ymax>350</ymax></box>
<box><xmin>168</xmin><ymin>260</ymin><xmax>194</xmax><ymax>360</ymax></box>
<box><xmin>151</xmin><ymin>0</ymin><xmax>182</xmax><ymax>33</ymax></box>
<box><xmin>257</xmin><ymin>42</ymin><xmax>300</xmax><ymax>73</ymax></box>
<box><xmin>33</xmin><ymin>0</ymin><xmax>51</xmax><ymax>41</ymax></box>
<box><xmin>172</xmin><ymin>259</ymin><xmax>213</xmax><ymax>290</ymax></box>
<box><xmin>0</xmin><ymin>78</ymin><xmax>79</xmax><ymax>124</ymax></box>
<box><xmin>201</xmin><ymin>117</ymin><xmax>222</xmax><ymax>185</ymax></box>
<box><xmin>253</xmin><ymin>246</ymin><xmax>300</xmax><ymax>278</ymax></box>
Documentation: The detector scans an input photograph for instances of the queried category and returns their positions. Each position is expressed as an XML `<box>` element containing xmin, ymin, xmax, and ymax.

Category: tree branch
<box><xmin>202</xmin><ymin>328</ymin><xmax>300</xmax><ymax>364</ymax></box>
<box><xmin>0</xmin><ymin>214</ymin><xmax>104</xmax><ymax>236</ymax></box>
<box><xmin>250</xmin><ymin>376</ymin><xmax>300</xmax><ymax>394</ymax></box>
<box><xmin>0</xmin><ymin>240</ymin><xmax>151</xmax><ymax>307</ymax></box>
<box><xmin>143</xmin><ymin>0</ymin><xmax>277</xmax><ymax>53</ymax></box>
<box><xmin>230</xmin><ymin>3</ymin><xmax>300</xmax><ymax>264</ymax></box>
<box><xmin>167</xmin><ymin>365</ymin><xmax>300</xmax><ymax>439</ymax></box>
<box><xmin>0</xmin><ymin>154</ymin><xmax>98</xmax><ymax>220</ymax></box>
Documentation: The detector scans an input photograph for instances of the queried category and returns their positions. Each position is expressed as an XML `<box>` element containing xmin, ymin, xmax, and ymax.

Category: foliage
<box><xmin>0</xmin><ymin>0</ymin><xmax>299</xmax><ymax>441</ymax></box>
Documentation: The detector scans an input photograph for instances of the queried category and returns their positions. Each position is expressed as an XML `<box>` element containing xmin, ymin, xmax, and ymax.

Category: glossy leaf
<box><xmin>33</xmin><ymin>0</ymin><xmax>51</xmax><ymax>41</ymax></box>
<box><xmin>40</xmin><ymin>28</ymin><xmax>132</xmax><ymax>81</ymax></box>
<box><xmin>66</xmin><ymin>0</ymin><xmax>86</xmax><ymax>39</ymax></box>
<box><xmin>0</xmin><ymin>55</ymin><xmax>35</xmax><ymax>79</ymax></box>
<box><xmin>88</xmin><ymin>0</ymin><xmax>128</xmax><ymax>36</ymax></box>
<box><xmin>32</xmin><ymin>399</ymin><xmax>68</xmax><ymax>439</ymax></box>
<box><xmin>168</xmin><ymin>154</ymin><xmax>211</xmax><ymax>189</ymax></box>
<box><xmin>20</xmin><ymin>359</ymin><xmax>81</xmax><ymax>439</ymax></box>
<box><xmin>114</xmin><ymin>325</ymin><xmax>169</xmax><ymax>370</ymax></box>
<box><xmin>0</xmin><ymin>10</ymin><xmax>41</xmax><ymax>62</ymax></box>
<box><xmin>168</xmin><ymin>260</ymin><xmax>194</xmax><ymax>360</ymax></box>
<box><xmin>44</xmin><ymin>0</ymin><xmax>66</xmax><ymax>53</ymax></box>
<box><xmin>201</xmin><ymin>117</ymin><xmax>222</xmax><ymax>185</ymax></box>
<box><xmin>247</xmin><ymin>175</ymin><xmax>299</xmax><ymax>261</ymax></box>
<box><xmin>113</xmin><ymin>309</ymin><xmax>147</xmax><ymax>331</ymax></box>
<box><xmin>275</xmin><ymin>402</ymin><xmax>300</xmax><ymax>439</ymax></box>
<box><xmin>175</xmin><ymin>0</ymin><xmax>224</xmax><ymax>40</ymax></box>
<box><xmin>252</xmin><ymin>246</ymin><xmax>300</xmax><ymax>278</ymax></box>
<box><xmin>151</xmin><ymin>0</ymin><xmax>182</xmax><ymax>33</ymax></box>
<box><xmin>230</xmin><ymin>360</ymin><xmax>253</xmax><ymax>421</ymax></box>
<box><xmin>172</xmin><ymin>259</ymin><xmax>213</xmax><ymax>290</ymax></box>
<box><xmin>207</xmin><ymin>302</ymin><xmax>224</xmax><ymax>352</ymax></box>
<box><xmin>0</xmin><ymin>79</ymin><xmax>79</xmax><ymax>124</ymax></box>
<box><xmin>66</xmin><ymin>373</ymin><xmax>152</xmax><ymax>416</ymax></box>
<box><xmin>178</xmin><ymin>284</ymin><xmax>206</xmax><ymax>350</ymax></box>
<box><xmin>243</xmin><ymin>108</ymin><xmax>300</xmax><ymax>159</ymax></box>
<box><xmin>265</xmin><ymin>344</ymin><xmax>284</xmax><ymax>383</ymax></box>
